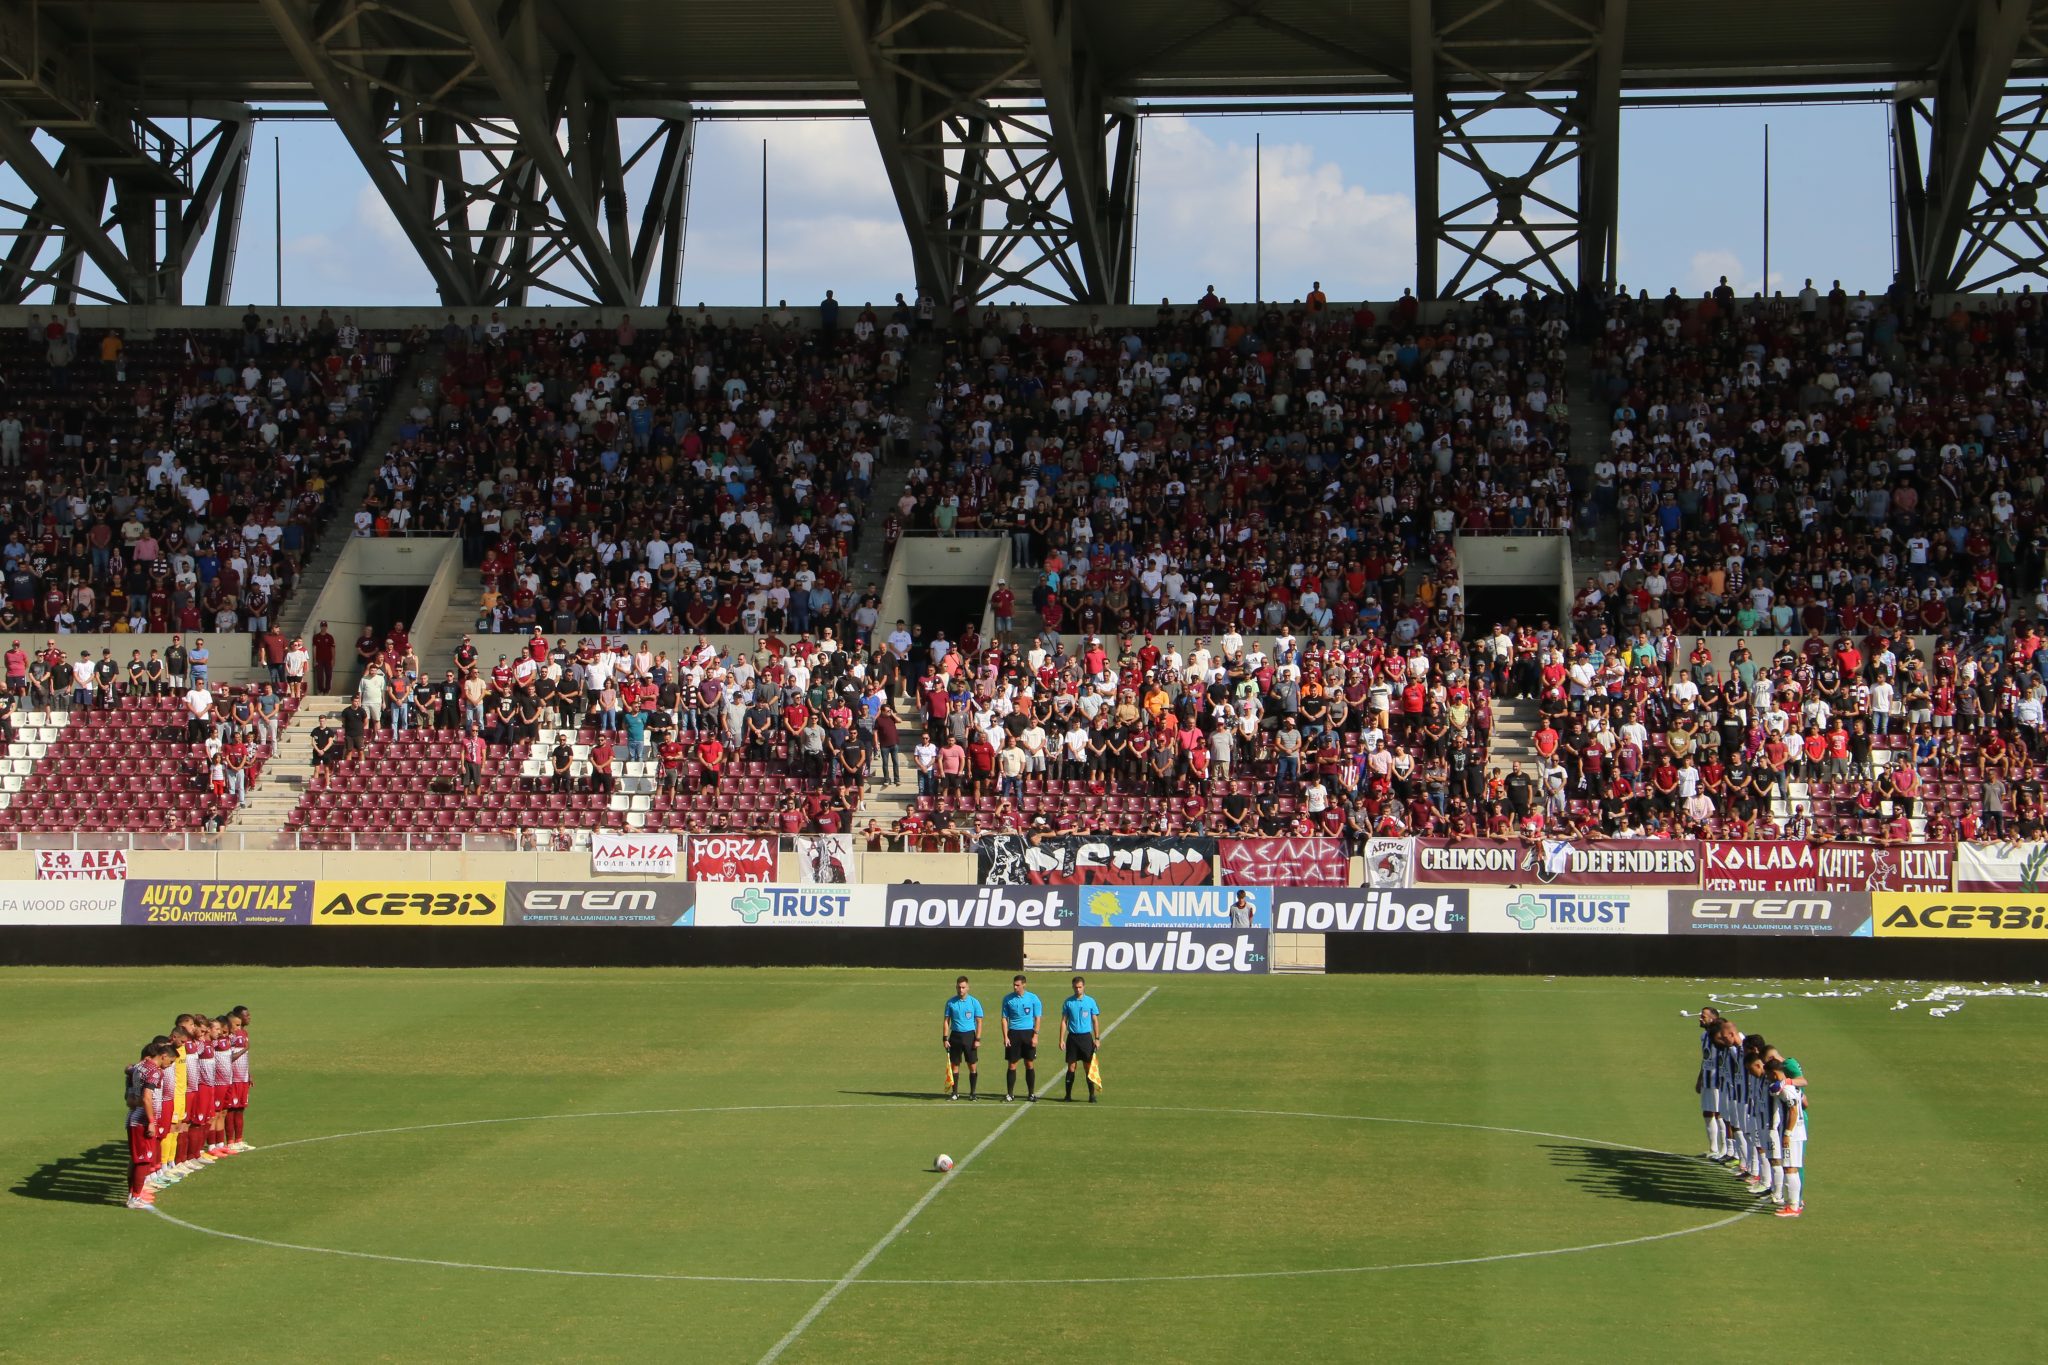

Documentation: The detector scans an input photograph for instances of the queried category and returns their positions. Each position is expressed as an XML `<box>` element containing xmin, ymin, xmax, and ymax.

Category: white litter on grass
<box><xmin>1692</xmin><ymin>980</ymin><xmax>2048</xmax><ymax>1018</ymax></box>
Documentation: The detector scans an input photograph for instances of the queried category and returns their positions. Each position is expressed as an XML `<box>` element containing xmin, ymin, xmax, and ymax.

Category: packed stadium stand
<box><xmin>3</xmin><ymin>286</ymin><xmax>2044</xmax><ymax>848</ymax></box>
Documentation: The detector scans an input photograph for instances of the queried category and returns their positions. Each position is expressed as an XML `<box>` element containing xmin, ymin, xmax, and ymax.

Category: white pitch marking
<box><xmin>754</xmin><ymin>985</ymin><xmax>1158</xmax><ymax>1364</ymax></box>
<box><xmin>148</xmin><ymin>1090</ymin><xmax>1766</xmax><ymax>1292</ymax></box>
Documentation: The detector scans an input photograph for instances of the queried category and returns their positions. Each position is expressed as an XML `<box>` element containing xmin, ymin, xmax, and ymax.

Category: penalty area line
<box><xmin>755</xmin><ymin>984</ymin><xmax>1159</xmax><ymax>1364</ymax></box>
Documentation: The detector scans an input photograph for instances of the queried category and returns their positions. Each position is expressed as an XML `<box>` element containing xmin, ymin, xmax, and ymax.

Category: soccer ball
<box><xmin>935</xmin><ymin>1154</ymin><xmax>955</xmax><ymax>1173</ymax></box>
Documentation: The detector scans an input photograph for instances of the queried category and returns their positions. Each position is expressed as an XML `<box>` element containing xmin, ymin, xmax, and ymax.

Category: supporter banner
<box><xmin>505</xmin><ymin>882</ymin><xmax>695</xmax><ymax>926</ymax></box>
<box><xmin>794</xmin><ymin>834</ymin><xmax>859</xmax><ymax>884</ymax></box>
<box><xmin>883</xmin><ymin>885</ymin><xmax>1076</xmax><ymax>929</ymax></box>
<box><xmin>1072</xmin><ymin>926</ymin><xmax>1271</xmax><ymax>974</ymax></box>
<box><xmin>1955</xmin><ymin>842</ymin><xmax>2048</xmax><ymax>893</ymax></box>
<box><xmin>312</xmin><ymin>882</ymin><xmax>505</xmax><ymax>925</ymax></box>
<box><xmin>975</xmin><ymin>834</ymin><xmax>1216</xmax><ymax>886</ymax></box>
<box><xmin>1077</xmin><ymin>886</ymin><xmax>1272</xmax><ymax>929</ymax></box>
<box><xmin>1705</xmin><ymin>841</ymin><xmax>1951</xmax><ymax>892</ymax></box>
<box><xmin>1469</xmin><ymin>887</ymin><xmax>1670</xmax><ymax>935</ymax></box>
<box><xmin>1273</xmin><ymin>888</ymin><xmax>1469</xmax><ymax>934</ymax></box>
<box><xmin>1219</xmin><ymin>838</ymin><xmax>1346</xmax><ymax>888</ymax></box>
<box><xmin>1873</xmin><ymin>893</ymin><xmax>2048</xmax><ymax>939</ymax></box>
<box><xmin>1415</xmin><ymin>838</ymin><xmax>1701</xmax><ymax>887</ymax></box>
<box><xmin>686</xmin><ymin>835</ymin><xmax>777</xmax><ymax>883</ymax></box>
<box><xmin>0</xmin><ymin>880</ymin><xmax>123</xmax><ymax>925</ymax></box>
<box><xmin>121</xmin><ymin>880</ymin><xmax>314</xmax><ymax>926</ymax></box>
<box><xmin>686</xmin><ymin>883</ymin><xmax>887</xmax><ymax>928</ymax></box>
<box><xmin>36</xmin><ymin>848</ymin><xmax>128</xmax><ymax>881</ymax></box>
<box><xmin>1670</xmin><ymin>891</ymin><xmax>1873</xmax><ymax>938</ymax></box>
<box><xmin>590</xmin><ymin>833</ymin><xmax>678</xmax><ymax>878</ymax></box>
<box><xmin>1362</xmin><ymin>837</ymin><xmax>1415</xmax><ymax>889</ymax></box>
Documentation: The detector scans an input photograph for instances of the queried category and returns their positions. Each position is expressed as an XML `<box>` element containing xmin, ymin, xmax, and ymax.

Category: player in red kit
<box><xmin>224</xmin><ymin>1007</ymin><xmax>252</xmax><ymax>1151</ymax></box>
<box><xmin>125</xmin><ymin>1040</ymin><xmax>173</xmax><ymax>1207</ymax></box>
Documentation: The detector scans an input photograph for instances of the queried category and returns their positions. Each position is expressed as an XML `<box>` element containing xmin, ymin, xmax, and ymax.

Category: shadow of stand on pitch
<box><xmin>9</xmin><ymin>1140</ymin><xmax>131</xmax><ymax>1207</ymax></box>
<box><xmin>1542</xmin><ymin>1144</ymin><xmax>1763</xmax><ymax>1212</ymax></box>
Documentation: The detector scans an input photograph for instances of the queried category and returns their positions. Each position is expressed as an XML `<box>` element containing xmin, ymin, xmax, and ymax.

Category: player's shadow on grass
<box><xmin>840</xmin><ymin>1090</ymin><xmax>954</xmax><ymax>1101</ymax></box>
<box><xmin>1542</xmin><ymin>1144</ymin><xmax>1763</xmax><ymax>1212</ymax></box>
<box><xmin>9</xmin><ymin>1141</ymin><xmax>130</xmax><ymax>1207</ymax></box>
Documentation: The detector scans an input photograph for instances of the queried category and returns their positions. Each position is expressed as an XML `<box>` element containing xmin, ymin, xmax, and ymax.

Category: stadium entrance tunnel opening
<box><xmin>908</xmin><ymin>585</ymin><xmax>990</xmax><ymax>642</ymax></box>
<box><xmin>1464</xmin><ymin>586</ymin><xmax>1560</xmax><ymax>641</ymax></box>
<box><xmin>361</xmin><ymin>585</ymin><xmax>428</xmax><ymax>649</ymax></box>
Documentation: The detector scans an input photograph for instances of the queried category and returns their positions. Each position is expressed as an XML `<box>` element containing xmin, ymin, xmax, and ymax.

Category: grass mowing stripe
<box><xmin>756</xmin><ymin>984</ymin><xmax>1158</xmax><ymax>1364</ymax></box>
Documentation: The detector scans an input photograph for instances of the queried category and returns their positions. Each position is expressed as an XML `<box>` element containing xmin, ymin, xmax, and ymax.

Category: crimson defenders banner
<box><xmin>1219</xmin><ymin>837</ymin><xmax>1347</xmax><ymax>887</ymax></box>
<box><xmin>1703</xmin><ymin>841</ymin><xmax>1953</xmax><ymax>893</ymax></box>
<box><xmin>1413</xmin><ymin>838</ymin><xmax>1702</xmax><ymax>887</ymax></box>
<box><xmin>976</xmin><ymin>834</ymin><xmax>1216</xmax><ymax>886</ymax></box>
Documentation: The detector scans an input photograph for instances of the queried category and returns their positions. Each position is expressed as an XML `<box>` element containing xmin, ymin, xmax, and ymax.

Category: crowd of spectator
<box><xmin>356</xmin><ymin>299</ymin><xmax>914</xmax><ymax>645</ymax></box>
<box><xmin>0</xmin><ymin>309</ymin><xmax>410</xmax><ymax>644</ymax></box>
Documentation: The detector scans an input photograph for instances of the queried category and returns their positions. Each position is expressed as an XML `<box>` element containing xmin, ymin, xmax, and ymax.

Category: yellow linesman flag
<box><xmin>1086</xmin><ymin>1055</ymin><xmax>1103</xmax><ymax>1090</ymax></box>
<box><xmin>945</xmin><ymin>1058</ymin><xmax>956</xmax><ymax>1092</ymax></box>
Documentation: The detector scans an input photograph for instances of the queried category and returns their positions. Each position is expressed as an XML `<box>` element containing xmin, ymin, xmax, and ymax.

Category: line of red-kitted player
<box><xmin>122</xmin><ymin>1007</ymin><xmax>251</xmax><ymax>1208</ymax></box>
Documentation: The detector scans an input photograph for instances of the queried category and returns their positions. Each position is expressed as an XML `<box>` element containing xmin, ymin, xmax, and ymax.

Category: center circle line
<box><xmin>149</xmin><ymin>1102</ymin><xmax>1767</xmax><ymax>1285</ymax></box>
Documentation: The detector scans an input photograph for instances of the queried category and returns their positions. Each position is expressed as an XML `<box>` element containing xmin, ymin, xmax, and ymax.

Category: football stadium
<box><xmin>4</xmin><ymin>1</ymin><xmax>2048</xmax><ymax>1360</ymax></box>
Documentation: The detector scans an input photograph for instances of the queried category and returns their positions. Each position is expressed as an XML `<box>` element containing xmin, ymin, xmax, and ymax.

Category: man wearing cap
<box><xmin>164</xmin><ymin>635</ymin><xmax>189</xmax><ymax>693</ymax></box>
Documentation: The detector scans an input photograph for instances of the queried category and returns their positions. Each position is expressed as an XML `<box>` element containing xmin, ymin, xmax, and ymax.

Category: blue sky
<box><xmin>6</xmin><ymin>100</ymin><xmax>1898</xmax><ymax>309</ymax></box>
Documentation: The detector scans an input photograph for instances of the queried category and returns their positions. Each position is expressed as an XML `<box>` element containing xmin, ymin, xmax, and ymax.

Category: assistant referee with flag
<box><xmin>1060</xmin><ymin>976</ymin><xmax>1103</xmax><ymax>1103</ymax></box>
<box><xmin>943</xmin><ymin>976</ymin><xmax>984</xmax><ymax>1100</ymax></box>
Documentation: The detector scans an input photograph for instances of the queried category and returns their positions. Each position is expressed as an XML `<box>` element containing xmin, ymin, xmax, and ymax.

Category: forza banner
<box><xmin>312</xmin><ymin>882</ymin><xmax>505</xmax><ymax>925</ymax></box>
<box><xmin>0</xmin><ymin>880</ymin><xmax>123</xmax><ymax>925</ymax></box>
<box><xmin>1415</xmin><ymin>838</ymin><xmax>1701</xmax><ymax>887</ymax></box>
<box><xmin>1075</xmin><ymin>886</ymin><xmax>1273</xmax><ymax>929</ymax></box>
<box><xmin>1272</xmin><ymin>888</ymin><xmax>1469</xmax><ymax>933</ymax></box>
<box><xmin>686</xmin><ymin>883</ymin><xmax>887</xmax><ymax>927</ymax></box>
<box><xmin>686</xmin><ymin>835</ymin><xmax>777</xmax><ymax>883</ymax></box>
<box><xmin>1705</xmin><ymin>841</ymin><xmax>1951</xmax><ymax>892</ymax></box>
<box><xmin>122</xmin><ymin>880</ymin><xmax>314</xmax><ymax>926</ymax></box>
<box><xmin>505</xmin><ymin>882</ymin><xmax>696</xmax><ymax>926</ymax></box>
<box><xmin>1072</xmin><ymin>926</ymin><xmax>1271</xmax><ymax>974</ymax></box>
<box><xmin>1873</xmin><ymin>893</ymin><xmax>2048</xmax><ymax>938</ymax></box>
<box><xmin>1670</xmin><ymin>891</ymin><xmax>1873</xmax><ymax>937</ymax></box>
<box><xmin>1468</xmin><ymin>887</ymin><xmax>1670</xmax><ymax>935</ymax></box>
<box><xmin>1955</xmin><ymin>842</ymin><xmax>2048</xmax><ymax>893</ymax></box>
<box><xmin>975</xmin><ymin>834</ymin><xmax>1215</xmax><ymax>886</ymax></box>
<box><xmin>1219</xmin><ymin>837</ymin><xmax>1347</xmax><ymax>887</ymax></box>
<box><xmin>883</xmin><ymin>885</ymin><xmax>1076</xmax><ymax>929</ymax></box>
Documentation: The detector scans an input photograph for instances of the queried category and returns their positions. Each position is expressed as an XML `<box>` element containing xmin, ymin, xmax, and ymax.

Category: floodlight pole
<box><xmin>1255</xmin><ymin>132</ymin><xmax>1262</xmax><ymax>305</ymax></box>
<box><xmin>761</xmin><ymin>138</ymin><xmax>769</xmax><ymax>308</ymax></box>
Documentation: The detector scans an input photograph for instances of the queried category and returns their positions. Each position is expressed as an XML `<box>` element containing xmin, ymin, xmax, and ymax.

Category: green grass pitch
<box><xmin>5</xmin><ymin>967</ymin><xmax>2045</xmax><ymax>1363</ymax></box>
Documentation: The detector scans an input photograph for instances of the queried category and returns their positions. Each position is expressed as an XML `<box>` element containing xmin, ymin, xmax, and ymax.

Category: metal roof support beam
<box><xmin>1018</xmin><ymin>0</ymin><xmax>1134</xmax><ymax>302</ymax></box>
<box><xmin>834</xmin><ymin>0</ymin><xmax>1129</xmax><ymax>308</ymax></box>
<box><xmin>0</xmin><ymin>116</ymin><xmax>156</xmax><ymax>301</ymax></box>
<box><xmin>1576</xmin><ymin>0</ymin><xmax>1628</xmax><ymax>313</ymax></box>
<box><xmin>1918</xmin><ymin>0</ymin><xmax>2035</xmax><ymax>288</ymax></box>
<box><xmin>255</xmin><ymin>0</ymin><xmax>481</xmax><ymax>304</ymax></box>
<box><xmin>1409</xmin><ymin>0</ymin><xmax>1608</xmax><ymax>303</ymax></box>
<box><xmin>1411</xmin><ymin>0</ymin><xmax>1440</xmax><ymax>300</ymax></box>
<box><xmin>445</xmin><ymin>0</ymin><xmax>637</xmax><ymax>305</ymax></box>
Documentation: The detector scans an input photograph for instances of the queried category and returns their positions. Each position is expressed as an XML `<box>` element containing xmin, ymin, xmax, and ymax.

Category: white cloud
<box><xmin>1136</xmin><ymin>117</ymin><xmax>1413</xmax><ymax>302</ymax></box>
